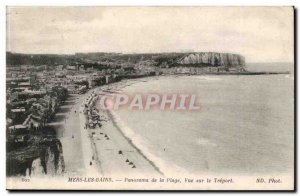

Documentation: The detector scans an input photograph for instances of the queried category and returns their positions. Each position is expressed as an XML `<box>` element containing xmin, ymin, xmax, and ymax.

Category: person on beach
<box><xmin>83</xmin><ymin>104</ymin><xmax>88</xmax><ymax>115</ymax></box>
<box><xmin>95</xmin><ymin>120</ymin><xmax>101</xmax><ymax>128</ymax></box>
<box><xmin>85</xmin><ymin>116</ymin><xmax>89</xmax><ymax>129</ymax></box>
<box><xmin>89</xmin><ymin>119</ymin><xmax>94</xmax><ymax>129</ymax></box>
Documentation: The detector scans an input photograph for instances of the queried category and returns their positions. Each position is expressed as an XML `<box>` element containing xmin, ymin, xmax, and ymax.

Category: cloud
<box><xmin>6</xmin><ymin>6</ymin><xmax>294</xmax><ymax>62</ymax></box>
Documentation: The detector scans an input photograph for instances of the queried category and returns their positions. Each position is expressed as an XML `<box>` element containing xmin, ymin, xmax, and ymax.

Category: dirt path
<box><xmin>58</xmin><ymin>89</ymin><xmax>101</xmax><ymax>176</ymax></box>
<box><xmin>58</xmin><ymin>95</ymin><xmax>86</xmax><ymax>176</ymax></box>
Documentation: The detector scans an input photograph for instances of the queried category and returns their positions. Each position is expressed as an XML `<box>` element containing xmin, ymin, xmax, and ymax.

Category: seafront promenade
<box><xmin>60</xmin><ymin>79</ymin><xmax>162</xmax><ymax>177</ymax></box>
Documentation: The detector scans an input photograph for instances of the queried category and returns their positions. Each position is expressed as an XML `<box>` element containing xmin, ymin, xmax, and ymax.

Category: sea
<box><xmin>114</xmin><ymin>63</ymin><xmax>294</xmax><ymax>175</ymax></box>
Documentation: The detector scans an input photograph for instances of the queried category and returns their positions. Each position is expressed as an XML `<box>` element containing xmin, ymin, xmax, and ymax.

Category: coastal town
<box><xmin>6</xmin><ymin>51</ymin><xmax>248</xmax><ymax>176</ymax></box>
<box><xmin>6</xmin><ymin>52</ymin><xmax>155</xmax><ymax>176</ymax></box>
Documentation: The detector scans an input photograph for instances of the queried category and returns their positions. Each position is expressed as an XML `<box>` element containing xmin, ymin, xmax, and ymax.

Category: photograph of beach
<box><xmin>5</xmin><ymin>6</ymin><xmax>294</xmax><ymax>190</ymax></box>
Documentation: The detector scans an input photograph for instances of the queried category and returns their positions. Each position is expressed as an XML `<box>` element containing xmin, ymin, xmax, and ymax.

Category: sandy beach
<box><xmin>59</xmin><ymin>78</ymin><xmax>163</xmax><ymax>178</ymax></box>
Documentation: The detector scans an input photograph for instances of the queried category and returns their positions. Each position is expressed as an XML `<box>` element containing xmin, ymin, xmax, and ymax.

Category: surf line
<box><xmin>106</xmin><ymin>109</ymin><xmax>165</xmax><ymax>176</ymax></box>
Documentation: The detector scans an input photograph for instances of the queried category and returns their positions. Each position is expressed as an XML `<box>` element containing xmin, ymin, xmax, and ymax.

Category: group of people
<box><xmin>82</xmin><ymin>91</ymin><xmax>102</xmax><ymax>129</ymax></box>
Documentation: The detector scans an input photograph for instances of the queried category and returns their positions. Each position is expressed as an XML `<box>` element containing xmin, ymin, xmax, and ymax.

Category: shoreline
<box><xmin>105</xmin><ymin>109</ymin><xmax>164</xmax><ymax>176</ymax></box>
<box><xmin>88</xmin><ymin>79</ymin><xmax>163</xmax><ymax>177</ymax></box>
<box><xmin>60</xmin><ymin>72</ymin><xmax>293</xmax><ymax>177</ymax></box>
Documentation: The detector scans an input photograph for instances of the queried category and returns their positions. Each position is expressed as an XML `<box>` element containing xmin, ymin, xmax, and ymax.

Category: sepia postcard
<box><xmin>6</xmin><ymin>6</ymin><xmax>295</xmax><ymax>191</ymax></box>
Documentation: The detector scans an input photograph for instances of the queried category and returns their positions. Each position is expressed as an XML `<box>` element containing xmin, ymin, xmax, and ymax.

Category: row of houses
<box><xmin>7</xmin><ymin>82</ymin><xmax>67</xmax><ymax>137</ymax></box>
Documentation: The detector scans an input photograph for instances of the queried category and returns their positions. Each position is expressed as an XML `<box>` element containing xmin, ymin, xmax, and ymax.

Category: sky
<box><xmin>6</xmin><ymin>6</ymin><xmax>294</xmax><ymax>62</ymax></box>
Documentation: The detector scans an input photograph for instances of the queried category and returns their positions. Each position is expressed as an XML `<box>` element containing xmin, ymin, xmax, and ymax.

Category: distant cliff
<box><xmin>6</xmin><ymin>51</ymin><xmax>245</xmax><ymax>69</ymax></box>
<box><xmin>177</xmin><ymin>52</ymin><xmax>245</xmax><ymax>67</ymax></box>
